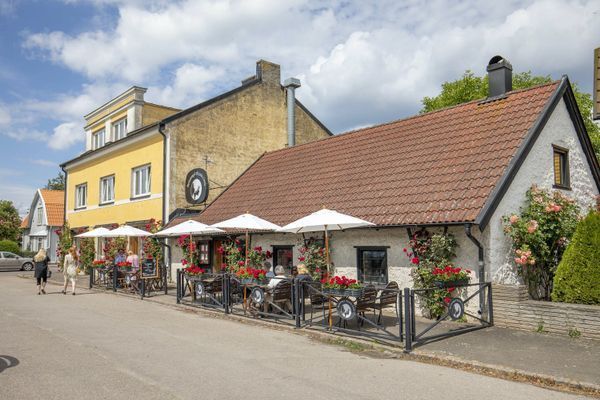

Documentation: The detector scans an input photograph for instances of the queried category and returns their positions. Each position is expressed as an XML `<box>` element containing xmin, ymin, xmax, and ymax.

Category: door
<box><xmin>272</xmin><ymin>246</ymin><xmax>294</xmax><ymax>275</ymax></box>
<box><xmin>213</xmin><ymin>240</ymin><xmax>223</xmax><ymax>273</ymax></box>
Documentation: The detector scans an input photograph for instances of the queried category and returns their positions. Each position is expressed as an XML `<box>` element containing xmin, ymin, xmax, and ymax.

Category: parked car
<box><xmin>0</xmin><ymin>252</ymin><xmax>34</xmax><ymax>271</ymax></box>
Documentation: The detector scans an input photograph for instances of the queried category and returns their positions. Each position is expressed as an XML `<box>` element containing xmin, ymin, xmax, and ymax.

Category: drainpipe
<box><xmin>158</xmin><ymin>123</ymin><xmax>168</xmax><ymax>224</ymax></box>
<box><xmin>465</xmin><ymin>223</ymin><xmax>486</xmax><ymax>314</ymax></box>
<box><xmin>283</xmin><ymin>78</ymin><xmax>301</xmax><ymax>147</ymax></box>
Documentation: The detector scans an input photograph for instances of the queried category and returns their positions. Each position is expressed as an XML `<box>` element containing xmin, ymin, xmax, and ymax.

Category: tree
<box><xmin>0</xmin><ymin>200</ymin><xmax>21</xmax><ymax>242</ymax></box>
<box><xmin>45</xmin><ymin>172</ymin><xmax>65</xmax><ymax>191</ymax></box>
<box><xmin>552</xmin><ymin>211</ymin><xmax>600</xmax><ymax>304</ymax></box>
<box><xmin>421</xmin><ymin>71</ymin><xmax>600</xmax><ymax>162</ymax></box>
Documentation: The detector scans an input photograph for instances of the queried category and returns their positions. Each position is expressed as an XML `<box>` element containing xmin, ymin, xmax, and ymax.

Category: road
<box><xmin>0</xmin><ymin>271</ymin><xmax>590</xmax><ymax>400</ymax></box>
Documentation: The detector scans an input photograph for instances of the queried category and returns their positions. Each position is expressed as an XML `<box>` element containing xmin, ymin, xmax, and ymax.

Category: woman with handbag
<box><xmin>33</xmin><ymin>248</ymin><xmax>50</xmax><ymax>295</ymax></box>
<box><xmin>62</xmin><ymin>246</ymin><xmax>79</xmax><ymax>295</ymax></box>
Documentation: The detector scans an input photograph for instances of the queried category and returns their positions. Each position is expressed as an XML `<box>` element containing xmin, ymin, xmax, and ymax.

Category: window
<box><xmin>553</xmin><ymin>146</ymin><xmax>570</xmax><ymax>189</ymax></box>
<box><xmin>131</xmin><ymin>165</ymin><xmax>151</xmax><ymax>197</ymax></box>
<box><xmin>357</xmin><ymin>247</ymin><xmax>388</xmax><ymax>285</ymax></box>
<box><xmin>100</xmin><ymin>175</ymin><xmax>115</xmax><ymax>204</ymax></box>
<box><xmin>36</xmin><ymin>207</ymin><xmax>43</xmax><ymax>225</ymax></box>
<box><xmin>75</xmin><ymin>183</ymin><xmax>87</xmax><ymax>209</ymax></box>
<box><xmin>273</xmin><ymin>246</ymin><xmax>294</xmax><ymax>275</ymax></box>
<box><xmin>113</xmin><ymin>118</ymin><xmax>127</xmax><ymax>141</ymax></box>
<box><xmin>3</xmin><ymin>252</ymin><xmax>18</xmax><ymax>259</ymax></box>
<box><xmin>92</xmin><ymin>129</ymin><xmax>105</xmax><ymax>150</ymax></box>
<box><xmin>37</xmin><ymin>238</ymin><xmax>44</xmax><ymax>251</ymax></box>
<box><xmin>196</xmin><ymin>240</ymin><xmax>211</xmax><ymax>265</ymax></box>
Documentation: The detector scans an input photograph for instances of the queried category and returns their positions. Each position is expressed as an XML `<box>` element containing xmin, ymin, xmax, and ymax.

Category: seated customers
<box><xmin>296</xmin><ymin>263</ymin><xmax>313</xmax><ymax>282</ymax></box>
<box><xmin>264</xmin><ymin>265</ymin><xmax>291</xmax><ymax>312</ymax></box>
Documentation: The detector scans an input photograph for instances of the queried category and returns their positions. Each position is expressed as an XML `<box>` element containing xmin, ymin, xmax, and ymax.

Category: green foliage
<box><xmin>0</xmin><ymin>239</ymin><xmax>20</xmax><ymax>254</ymax></box>
<box><xmin>102</xmin><ymin>237</ymin><xmax>128</xmax><ymax>262</ymax></box>
<box><xmin>298</xmin><ymin>238</ymin><xmax>327</xmax><ymax>279</ymax></box>
<box><xmin>45</xmin><ymin>172</ymin><xmax>65</xmax><ymax>191</ymax></box>
<box><xmin>19</xmin><ymin>250</ymin><xmax>36</xmax><ymax>258</ymax></box>
<box><xmin>535</xmin><ymin>321</ymin><xmax>546</xmax><ymax>333</ymax></box>
<box><xmin>0</xmin><ymin>200</ymin><xmax>21</xmax><ymax>242</ymax></box>
<box><xmin>421</xmin><ymin>71</ymin><xmax>600</xmax><ymax>162</ymax></box>
<box><xmin>568</xmin><ymin>328</ymin><xmax>581</xmax><ymax>339</ymax></box>
<box><xmin>141</xmin><ymin>219</ymin><xmax>163</xmax><ymax>261</ymax></box>
<box><xmin>56</xmin><ymin>222</ymin><xmax>73</xmax><ymax>269</ymax></box>
<box><xmin>79</xmin><ymin>238</ymin><xmax>96</xmax><ymax>273</ymax></box>
<box><xmin>503</xmin><ymin>186</ymin><xmax>580</xmax><ymax>300</ymax></box>
<box><xmin>552</xmin><ymin>211</ymin><xmax>600</xmax><ymax>304</ymax></box>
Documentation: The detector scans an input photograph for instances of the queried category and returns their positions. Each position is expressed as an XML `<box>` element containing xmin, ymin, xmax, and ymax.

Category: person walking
<box><xmin>33</xmin><ymin>248</ymin><xmax>50</xmax><ymax>295</ymax></box>
<box><xmin>62</xmin><ymin>246</ymin><xmax>79</xmax><ymax>295</ymax></box>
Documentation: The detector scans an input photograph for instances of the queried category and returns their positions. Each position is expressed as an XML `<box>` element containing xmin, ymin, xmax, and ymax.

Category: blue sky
<box><xmin>1</xmin><ymin>0</ymin><xmax>599</xmax><ymax>215</ymax></box>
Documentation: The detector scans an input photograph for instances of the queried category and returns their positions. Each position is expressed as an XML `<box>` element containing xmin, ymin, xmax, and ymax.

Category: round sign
<box><xmin>185</xmin><ymin>168</ymin><xmax>209</xmax><ymax>204</ymax></box>
<box><xmin>448</xmin><ymin>298</ymin><xmax>465</xmax><ymax>320</ymax></box>
<box><xmin>250</xmin><ymin>287</ymin><xmax>265</xmax><ymax>305</ymax></box>
<box><xmin>99</xmin><ymin>272</ymin><xmax>105</xmax><ymax>280</ymax></box>
<box><xmin>195</xmin><ymin>282</ymin><xmax>205</xmax><ymax>297</ymax></box>
<box><xmin>125</xmin><ymin>275</ymin><xmax>131</xmax><ymax>284</ymax></box>
<box><xmin>337</xmin><ymin>299</ymin><xmax>356</xmax><ymax>321</ymax></box>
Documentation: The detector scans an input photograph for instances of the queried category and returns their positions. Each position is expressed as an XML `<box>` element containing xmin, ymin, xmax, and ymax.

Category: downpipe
<box><xmin>464</xmin><ymin>224</ymin><xmax>486</xmax><ymax>318</ymax></box>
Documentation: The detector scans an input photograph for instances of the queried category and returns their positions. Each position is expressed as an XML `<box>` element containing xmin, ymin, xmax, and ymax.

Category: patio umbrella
<box><xmin>211</xmin><ymin>213</ymin><xmax>281</xmax><ymax>268</ymax></box>
<box><xmin>278</xmin><ymin>209</ymin><xmax>375</xmax><ymax>274</ymax></box>
<box><xmin>103</xmin><ymin>225</ymin><xmax>152</xmax><ymax>238</ymax></box>
<box><xmin>153</xmin><ymin>220</ymin><xmax>224</xmax><ymax>268</ymax></box>
<box><xmin>74</xmin><ymin>227</ymin><xmax>111</xmax><ymax>238</ymax></box>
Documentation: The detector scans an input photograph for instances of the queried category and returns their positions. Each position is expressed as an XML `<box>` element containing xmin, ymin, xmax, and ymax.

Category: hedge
<box><xmin>0</xmin><ymin>240</ymin><xmax>21</xmax><ymax>254</ymax></box>
<box><xmin>552</xmin><ymin>211</ymin><xmax>600</xmax><ymax>304</ymax></box>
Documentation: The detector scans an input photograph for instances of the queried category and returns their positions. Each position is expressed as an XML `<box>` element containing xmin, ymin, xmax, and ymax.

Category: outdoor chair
<box><xmin>270</xmin><ymin>280</ymin><xmax>293</xmax><ymax>314</ymax></box>
<box><xmin>307</xmin><ymin>281</ymin><xmax>328</xmax><ymax>323</ymax></box>
<box><xmin>371</xmin><ymin>281</ymin><xmax>400</xmax><ymax>325</ymax></box>
<box><xmin>356</xmin><ymin>286</ymin><xmax>378</xmax><ymax>329</ymax></box>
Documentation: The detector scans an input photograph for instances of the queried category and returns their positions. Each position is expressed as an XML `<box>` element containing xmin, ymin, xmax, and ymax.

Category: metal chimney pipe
<box><xmin>283</xmin><ymin>77</ymin><xmax>301</xmax><ymax>147</ymax></box>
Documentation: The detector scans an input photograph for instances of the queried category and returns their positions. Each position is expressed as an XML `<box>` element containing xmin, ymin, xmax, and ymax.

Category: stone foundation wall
<box><xmin>493</xmin><ymin>284</ymin><xmax>600</xmax><ymax>340</ymax></box>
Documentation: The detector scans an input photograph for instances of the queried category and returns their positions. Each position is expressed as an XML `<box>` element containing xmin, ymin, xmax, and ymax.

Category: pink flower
<box><xmin>527</xmin><ymin>220</ymin><xmax>538</xmax><ymax>234</ymax></box>
<box><xmin>509</xmin><ymin>215</ymin><xmax>519</xmax><ymax>224</ymax></box>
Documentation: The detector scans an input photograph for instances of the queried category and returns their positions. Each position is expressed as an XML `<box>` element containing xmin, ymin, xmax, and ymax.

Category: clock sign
<box><xmin>185</xmin><ymin>168</ymin><xmax>209</xmax><ymax>204</ymax></box>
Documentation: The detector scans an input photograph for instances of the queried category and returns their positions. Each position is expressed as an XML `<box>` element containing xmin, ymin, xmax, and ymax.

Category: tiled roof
<box><xmin>39</xmin><ymin>189</ymin><xmax>64</xmax><ymax>227</ymax></box>
<box><xmin>192</xmin><ymin>82</ymin><xmax>561</xmax><ymax>227</ymax></box>
<box><xmin>20</xmin><ymin>214</ymin><xmax>29</xmax><ymax>229</ymax></box>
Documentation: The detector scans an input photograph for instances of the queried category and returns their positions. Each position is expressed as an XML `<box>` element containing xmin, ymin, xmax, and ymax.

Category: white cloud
<box><xmin>48</xmin><ymin>122</ymin><xmax>83</xmax><ymax>150</ymax></box>
<box><xmin>0</xmin><ymin>104</ymin><xmax>11</xmax><ymax>126</ymax></box>
<box><xmin>30</xmin><ymin>159</ymin><xmax>56</xmax><ymax>167</ymax></box>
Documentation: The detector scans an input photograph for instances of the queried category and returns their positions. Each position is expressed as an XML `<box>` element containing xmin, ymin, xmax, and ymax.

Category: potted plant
<box><xmin>117</xmin><ymin>261</ymin><xmax>133</xmax><ymax>271</ymax></box>
<box><xmin>431</xmin><ymin>265</ymin><xmax>471</xmax><ymax>288</ymax></box>
<box><xmin>236</xmin><ymin>267</ymin><xmax>267</xmax><ymax>285</ymax></box>
<box><xmin>92</xmin><ymin>260</ymin><xmax>108</xmax><ymax>268</ymax></box>
<box><xmin>184</xmin><ymin>265</ymin><xmax>206</xmax><ymax>281</ymax></box>
<box><xmin>321</xmin><ymin>275</ymin><xmax>363</xmax><ymax>297</ymax></box>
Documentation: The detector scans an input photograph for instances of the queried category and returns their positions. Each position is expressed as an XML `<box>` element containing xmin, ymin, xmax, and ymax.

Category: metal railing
<box><xmin>89</xmin><ymin>264</ymin><xmax>167</xmax><ymax>300</ymax></box>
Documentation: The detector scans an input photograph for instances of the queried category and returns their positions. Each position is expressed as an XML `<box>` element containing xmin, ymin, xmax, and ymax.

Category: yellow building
<box><xmin>61</xmin><ymin>60</ymin><xmax>331</xmax><ymax>236</ymax></box>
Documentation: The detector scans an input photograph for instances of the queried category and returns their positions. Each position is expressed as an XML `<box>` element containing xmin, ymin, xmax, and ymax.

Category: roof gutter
<box><xmin>60</xmin><ymin>165</ymin><xmax>67</xmax><ymax>228</ymax></box>
<box><xmin>465</xmin><ymin>223</ymin><xmax>486</xmax><ymax>314</ymax></box>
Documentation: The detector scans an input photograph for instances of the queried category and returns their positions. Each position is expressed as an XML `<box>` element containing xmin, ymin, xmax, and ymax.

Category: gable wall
<box><xmin>485</xmin><ymin>97</ymin><xmax>599</xmax><ymax>284</ymax></box>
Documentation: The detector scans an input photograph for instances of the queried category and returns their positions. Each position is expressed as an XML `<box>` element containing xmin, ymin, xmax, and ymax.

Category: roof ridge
<box><xmin>262</xmin><ymin>80</ymin><xmax>561</xmax><ymax>158</ymax></box>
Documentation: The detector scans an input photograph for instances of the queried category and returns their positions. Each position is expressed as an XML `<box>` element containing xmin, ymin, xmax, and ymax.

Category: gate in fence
<box><xmin>89</xmin><ymin>261</ymin><xmax>168</xmax><ymax>299</ymax></box>
<box><xmin>175</xmin><ymin>269</ymin><xmax>492</xmax><ymax>351</ymax></box>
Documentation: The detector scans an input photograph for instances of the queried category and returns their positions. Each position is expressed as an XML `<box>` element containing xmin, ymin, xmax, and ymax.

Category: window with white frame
<box><xmin>92</xmin><ymin>129</ymin><xmax>105</xmax><ymax>150</ymax></box>
<box><xmin>131</xmin><ymin>165</ymin><xmax>151</xmax><ymax>198</ymax></box>
<box><xmin>100</xmin><ymin>175</ymin><xmax>115</xmax><ymax>204</ymax></box>
<box><xmin>113</xmin><ymin>118</ymin><xmax>127</xmax><ymax>141</ymax></box>
<box><xmin>37</xmin><ymin>237</ymin><xmax>44</xmax><ymax>251</ymax></box>
<box><xmin>75</xmin><ymin>183</ymin><xmax>87</xmax><ymax>209</ymax></box>
<box><xmin>36</xmin><ymin>207</ymin><xmax>43</xmax><ymax>225</ymax></box>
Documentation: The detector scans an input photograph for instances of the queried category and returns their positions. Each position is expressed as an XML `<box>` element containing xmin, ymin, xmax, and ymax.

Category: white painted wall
<box><xmin>486</xmin><ymin>98</ymin><xmax>599</xmax><ymax>284</ymax></box>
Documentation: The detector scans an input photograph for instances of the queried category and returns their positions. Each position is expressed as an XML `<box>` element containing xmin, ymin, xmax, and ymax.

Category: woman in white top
<box><xmin>62</xmin><ymin>246</ymin><xmax>79</xmax><ymax>295</ymax></box>
<box><xmin>126</xmin><ymin>251</ymin><xmax>139</xmax><ymax>271</ymax></box>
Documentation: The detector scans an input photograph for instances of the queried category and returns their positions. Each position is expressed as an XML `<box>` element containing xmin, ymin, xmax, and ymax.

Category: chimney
<box><xmin>487</xmin><ymin>55</ymin><xmax>513</xmax><ymax>98</ymax></box>
<box><xmin>283</xmin><ymin>77</ymin><xmax>301</xmax><ymax>147</ymax></box>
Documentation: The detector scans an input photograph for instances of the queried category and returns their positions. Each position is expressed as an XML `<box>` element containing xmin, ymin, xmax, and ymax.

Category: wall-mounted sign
<box><xmin>185</xmin><ymin>168</ymin><xmax>209</xmax><ymax>204</ymax></box>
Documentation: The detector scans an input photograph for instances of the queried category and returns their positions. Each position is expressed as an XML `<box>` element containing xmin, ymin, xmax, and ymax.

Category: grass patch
<box><xmin>568</xmin><ymin>328</ymin><xmax>581</xmax><ymax>339</ymax></box>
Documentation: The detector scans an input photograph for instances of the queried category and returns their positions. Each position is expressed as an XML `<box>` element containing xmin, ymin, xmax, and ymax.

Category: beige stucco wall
<box><xmin>165</xmin><ymin>60</ymin><xmax>330</xmax><ymax>215</ymax></box>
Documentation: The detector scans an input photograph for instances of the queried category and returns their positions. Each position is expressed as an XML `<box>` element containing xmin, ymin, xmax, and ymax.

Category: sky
<box><xmin>1</xmin><ymin>0</ymin><xmax>599</xmax><ymax>215</ymax></box>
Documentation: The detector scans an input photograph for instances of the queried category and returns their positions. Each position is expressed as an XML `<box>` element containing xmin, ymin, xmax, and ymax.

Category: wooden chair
<box><xmin>371</xmin><ymin>281</ymin><xmax>400</xmax><ymax>324</ymax></box>
<box><xmin>356</xmin><ymin>286</ymin><xmax>378</xmax><ymax>329</ymax></box>
<box><xmin>271</xmin><ymin>280</ymin><xmax>293</xmax><ymax>313</ymax></box>
<box><xmin>306</xmin><ymin>282</ymin><xmax>328</xmax><ymax>323</ymax></box>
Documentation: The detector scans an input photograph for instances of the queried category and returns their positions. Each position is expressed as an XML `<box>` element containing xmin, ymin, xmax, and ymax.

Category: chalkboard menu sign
<box><xmin>141</xmin><ymin>259</ymin><xmax>158</xmax><ymax>278</ymax></box>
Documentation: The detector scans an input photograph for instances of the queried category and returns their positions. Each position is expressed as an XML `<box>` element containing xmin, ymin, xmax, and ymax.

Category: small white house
<box><xmin>21</xmin><ymin>189</ymin><xmax>65</xmax><ymax>262</ymax></box>
<box><xmin>168</xmin><ymin>56</ymin><xmax>600</xmax><ymax>294</ymax></box>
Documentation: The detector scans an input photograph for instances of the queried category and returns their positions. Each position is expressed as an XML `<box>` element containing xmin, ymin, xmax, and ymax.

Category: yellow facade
<box><xmin>66</xmin><ymin>133</ymin><xmax>164</xmax><ymax>228</ymax></box>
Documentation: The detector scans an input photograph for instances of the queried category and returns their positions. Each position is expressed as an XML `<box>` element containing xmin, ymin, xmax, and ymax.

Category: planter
<box><xmin>322</xmin><ymin>287</ymin><xmax>363</xmax><ymax>297</ymax></box>
<box><xmin>433</xmin><ymin>279</ymin><xmax>469</xmax><ymax>289</ymax></box>
<box><xmin>186</xmin><ymin>274</ymin><xmax>205</xmax><ymax>281</ymax></box>
<box><xmin>239</xmin><ymin>278</ymin><xmax>255</xmax><ymax>285</ymax></box>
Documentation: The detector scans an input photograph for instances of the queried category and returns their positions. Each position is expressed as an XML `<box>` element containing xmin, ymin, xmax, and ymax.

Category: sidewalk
<box><xmin>20</xmin><ymin>270</ymin><xmax>600</xmax><ymax>397</ymax></box>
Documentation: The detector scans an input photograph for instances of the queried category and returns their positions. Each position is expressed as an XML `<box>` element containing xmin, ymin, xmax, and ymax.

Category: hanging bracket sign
<box><xmin>185</xmin><ymin>168</ymin><xmax>209</xmax><ymax>204</ymax></box>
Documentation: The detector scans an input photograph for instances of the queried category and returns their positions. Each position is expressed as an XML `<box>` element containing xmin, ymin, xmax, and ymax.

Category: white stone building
<box><xmin>167</xmin><ymin>57</ymin><xmax>600</xmax><ymax>296</ymax></box>
<box><xmin>21</xmin><ymin>189</ymin><xmax>65</xmax><ymax>262</ymax></box>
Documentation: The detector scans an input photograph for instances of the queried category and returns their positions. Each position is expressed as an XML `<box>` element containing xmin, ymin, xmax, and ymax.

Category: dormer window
<box><xmin>92</xmin><ymin>129</ymin><xmax>105</xmax><ymax>150</ymax></box>
<box><xmin>113</xmin><ymin>118</ymin><xmax>127</xmax><ymax>141</ymax></box>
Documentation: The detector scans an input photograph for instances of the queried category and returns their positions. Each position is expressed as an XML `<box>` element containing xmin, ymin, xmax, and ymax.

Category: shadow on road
<box><xmin>0</xmin><ymin>356</ymin><xmax>19</xmax><ymax>373</ymax></box>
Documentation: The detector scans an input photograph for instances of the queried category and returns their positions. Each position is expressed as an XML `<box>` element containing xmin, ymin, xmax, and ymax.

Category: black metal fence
<box><xmin>89</xmin><ymin>264</ymin><xmax>168</xmax><ymax>299</ymax></box>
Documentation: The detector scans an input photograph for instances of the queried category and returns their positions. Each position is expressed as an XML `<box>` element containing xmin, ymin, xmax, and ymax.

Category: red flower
<box><xmin>265</xmin><ymin>251</ymin><xmax>272</xmax><ymax>258</ymax></box>
<box><xmin>411</xmin><ymin>257</ymin><xmax>419</xmax><ymax>265</ymax></box>
<box><xmin>298</xmin><ymin>256</ymin><xmax>306</xmax><ymax>262</ymax></box>
<box><xmin>403</xmin><ymin>248</ymin><xmax>407</xmax><ymax>253</ymax></box>
<box><xmin>444</xmin><ymin>297</ymin><xmax>451</xmax><ymax>304</ymax></box>
<box><xmin>238</xmin><ymin>260</ymin><xmax>245</xmax><ymax>266</ymax></box>
<box><xmin>253</xmin><ymin>246</ymin><xmax>262</xmax><ymax>252</ymax></box>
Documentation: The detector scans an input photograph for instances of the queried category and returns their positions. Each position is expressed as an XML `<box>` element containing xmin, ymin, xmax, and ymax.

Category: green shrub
<box><xmin>0</xmin><ymin>240</ymin><xmax>20</xmax><ymax>254</ymax></box>
<box><xmin>19</xmin><ymin>250</ymin><xmax>36</xmax><ymax>258</ymax></box>
<box><xmin>552</xmin><ymin>212</ymin><xmax>600</xmax><ymax>304</ymax></box>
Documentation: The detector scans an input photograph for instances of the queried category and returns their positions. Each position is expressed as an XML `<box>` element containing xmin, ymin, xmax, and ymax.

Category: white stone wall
<box><xmin>486</xmin><ymin>98</ymin><xmax>599</xmax><ymax>284</ymax></box>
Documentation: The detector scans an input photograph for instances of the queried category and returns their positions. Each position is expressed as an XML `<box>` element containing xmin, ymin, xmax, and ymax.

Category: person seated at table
<box><xmin>264</xmin><ymin>262</ymin><xmax>274</xmax><ymax>279</ymax></box>
<box><xmin>264</xmin><ymin>265</ymin><xmax>291</xmax><ymax>312</ymax></box>
<box><xmin>296</xmin><ymin>263</ymin><xmax>313</xmax><ymax>282</ymax></box>
<box><xmin>115</xmin><ymin>249</ymin><xmax>126</xmax><ymax>264</ymax></box>
<box><xmin>126</xmin><ymin>251</ymin><xmax>139</xmax><ymax>271</ymax></box>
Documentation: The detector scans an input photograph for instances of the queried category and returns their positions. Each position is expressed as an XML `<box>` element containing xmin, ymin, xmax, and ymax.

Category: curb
<box><xmin>17</xmin><ymin>274</ymin><xmax>600</xmax><ymax>398</ymax></box>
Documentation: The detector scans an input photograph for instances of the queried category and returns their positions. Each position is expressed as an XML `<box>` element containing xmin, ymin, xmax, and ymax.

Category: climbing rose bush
<box><xmin>502</xmin><ymin>185</ymin><xmax>580</xmax><ymax>300</ymax></box>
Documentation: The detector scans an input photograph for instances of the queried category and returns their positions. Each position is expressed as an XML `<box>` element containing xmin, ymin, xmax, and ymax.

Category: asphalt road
<box><xmin>0</xmin><ymin>272</ymin><xmax>590</xmax><ymax>400</ymax></box>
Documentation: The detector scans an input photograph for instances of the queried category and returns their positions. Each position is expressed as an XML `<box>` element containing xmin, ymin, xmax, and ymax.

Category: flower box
<box><xmin>321</xmin><ymin>287</ymin><xmax>363</xmax><ymax>297</ymax></box>
<box><xmin>185</xmin><ymin>274</ymin><xmax>206</xmax><ymax>281</ymax></box>
<box><xmin>433</xmin><ymin>279</ymin><xmax>469</xmax><ymax>289</ymax></box>
<box><xmin>240</xmin><ymin>278</ymin><xmax>255</xmax><ymax>285</ymax></box>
